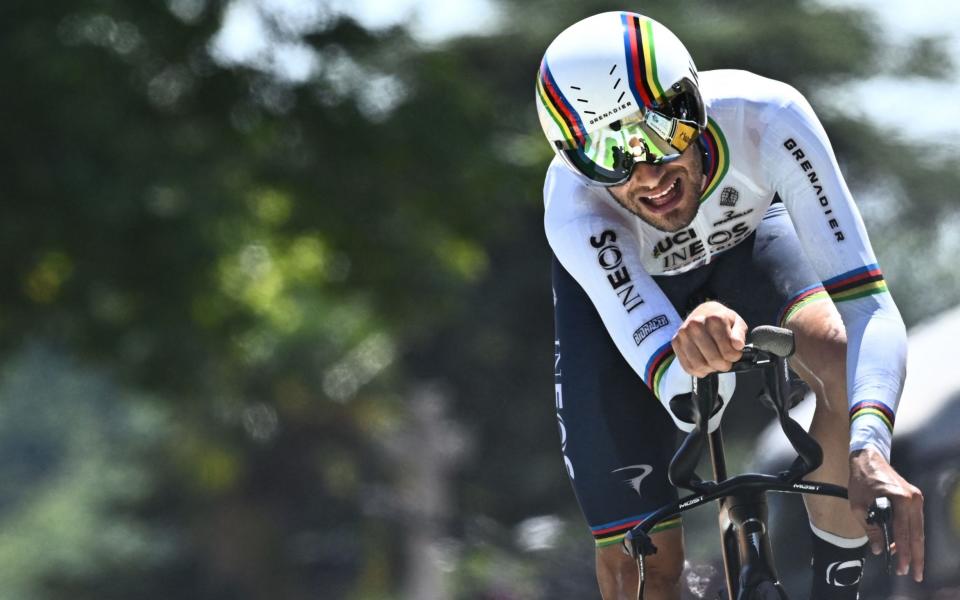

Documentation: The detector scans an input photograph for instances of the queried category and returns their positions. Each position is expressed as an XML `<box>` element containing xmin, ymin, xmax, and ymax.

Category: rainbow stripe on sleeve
<box><xmin>849</xmin><ymin>400</ymin><xmax>895</xmax><ymax>434</ymax></box>
<box><xmin>643</xmin><ymin>341</ymin><xmax>675</xmax><ymax>400</ymax></box>
<box><xmin>591</xmin><ymin>514</ymin><xmax>682</xmax><ymax>548</ymax></box>
<box><xmin>822</xmin><ymin>264</ymin><xmax>887</xmax><ymax>302</ymax></box>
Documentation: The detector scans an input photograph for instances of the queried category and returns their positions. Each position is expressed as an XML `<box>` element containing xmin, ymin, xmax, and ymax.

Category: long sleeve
<box><xmin>761</xmin><ymin>83</ymin><xmax>907</xmax><ymax>459</ymax></box>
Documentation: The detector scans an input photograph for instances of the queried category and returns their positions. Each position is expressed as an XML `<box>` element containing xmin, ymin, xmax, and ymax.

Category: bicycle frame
<box><xmin>712</xmin><ymin>430</ymin><xmax>794</xmax><ymax>599</ymax></box>
<box><xmin>625</xmin><ymin>457</ymin><xmax>848</xmax><ymax>598</ymax></box>
<box><xmin>623</xmin><ymin>327</ymin><xmax>848</xmax><ymax>599</ymax></box>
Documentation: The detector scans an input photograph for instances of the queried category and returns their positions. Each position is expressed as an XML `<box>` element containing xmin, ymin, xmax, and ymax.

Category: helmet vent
<box><xmin>570</xmin><ymin>85</ymin><xmax>587</xmax><ymax>104</ymax></box>
<box><xmin>569</xmin><ymin>86</ymin><xmax>588</xmax><ymax>104</ymax></box>
<box><xmin>609</xmin><ymin>64</ymin><xmax>617</xmax><ymax>75</ymax></box>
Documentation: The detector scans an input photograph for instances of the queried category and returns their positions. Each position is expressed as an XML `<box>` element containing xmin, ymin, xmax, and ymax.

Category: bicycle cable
<box><xmin>636</xmin><ymin>555</ymin><xmax>646</xmax><ymax>600</ymax></box>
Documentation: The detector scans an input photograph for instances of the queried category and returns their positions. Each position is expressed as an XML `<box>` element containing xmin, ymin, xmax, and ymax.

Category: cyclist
<box><xmin>538</xmin><ymin>12</ymin><xmax>924</xmax><ymax>600</ymax></box>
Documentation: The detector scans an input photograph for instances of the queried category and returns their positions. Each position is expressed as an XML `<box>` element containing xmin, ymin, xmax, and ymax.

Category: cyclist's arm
<box><xmin>544</xmin><ymin>168</ymin><xmax>734</xmax><ymax>431</ymax></box>
<box><xmin>760</xmin><ymin>83</ymin><xmax>908</xmax><ymax>461</ymax></box>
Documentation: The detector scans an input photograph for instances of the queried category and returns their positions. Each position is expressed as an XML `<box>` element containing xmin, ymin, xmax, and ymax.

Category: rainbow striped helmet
<box><xmin>536</xmin><ymin>12</ymin><xmax>707</xmax><ymax>186</ymax></box>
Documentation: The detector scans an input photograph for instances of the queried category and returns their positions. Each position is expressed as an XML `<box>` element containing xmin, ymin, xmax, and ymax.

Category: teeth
<box><xmin>648</xmin><ymin>179</ymin><xmax>677</xmax><ymax>201</ymax></box>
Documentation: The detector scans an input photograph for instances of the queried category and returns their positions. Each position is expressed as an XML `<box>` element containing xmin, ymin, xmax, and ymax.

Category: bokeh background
<box><xmin>2</xmin><ymin>0</ymin><xmax>959</xmax><ymax>598</ymax></box>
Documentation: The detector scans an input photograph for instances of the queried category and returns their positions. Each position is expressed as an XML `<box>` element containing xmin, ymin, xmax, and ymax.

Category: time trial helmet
<box><xmin>535</xmin><ymin>12</ymin><xmax>706</xmax><ymax>186</ymax></box>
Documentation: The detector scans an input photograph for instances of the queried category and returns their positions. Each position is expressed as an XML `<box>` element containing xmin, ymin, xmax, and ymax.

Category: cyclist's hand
<box><xmin>848</xmin><ymin>447</ymin><xmax>925</xmax><ymax>582</ymax></box>
<box><xmin>672</xmin><ymin>301</ymin><xmax>747</xmax><ymax>377</ymax></box>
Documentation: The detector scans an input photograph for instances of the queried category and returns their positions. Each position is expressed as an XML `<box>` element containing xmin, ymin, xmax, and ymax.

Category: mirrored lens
<box><xmin>566</xmin><ymin>109</ymin><xmax>700</xmax><ymax>185</ymax></box>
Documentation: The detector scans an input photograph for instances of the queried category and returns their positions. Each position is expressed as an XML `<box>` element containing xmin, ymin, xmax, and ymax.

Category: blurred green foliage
<box><xmin>0</xmin><ymin>0</ymin><xmax>955</xmax><ymax>598</ymax></box>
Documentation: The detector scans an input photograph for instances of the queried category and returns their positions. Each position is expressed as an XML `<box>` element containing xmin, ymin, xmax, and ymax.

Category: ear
<box><xmin>700</xmin><ymin>172</ymin><xmax>708</xmax><ymax>194</ymax></box>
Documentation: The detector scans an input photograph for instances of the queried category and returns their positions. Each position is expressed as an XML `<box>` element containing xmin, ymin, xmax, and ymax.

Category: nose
<box><xmin>627</xmin><ymin>161</ymin><xmax>666</xmax><ymax>191</ymax></box>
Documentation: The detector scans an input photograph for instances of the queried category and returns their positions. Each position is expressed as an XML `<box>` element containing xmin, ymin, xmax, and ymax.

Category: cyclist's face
<box><xmin>606</xmin><ymin>144</ymin><xmax>706</xmax><ymax>232</ymax></box>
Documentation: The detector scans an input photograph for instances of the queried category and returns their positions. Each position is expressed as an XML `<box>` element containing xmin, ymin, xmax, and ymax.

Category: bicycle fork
<box><xmin>727</xmin><ymin>493</ymin><xmax>788</xmax><ymax>598</ymax></box>
<box><xmin>711</xmin><ymin>431</ymin><xmax>788</xmax><ymax>599</ymax></box>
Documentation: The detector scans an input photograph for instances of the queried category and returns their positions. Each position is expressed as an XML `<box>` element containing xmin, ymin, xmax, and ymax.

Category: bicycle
<box><xmin>622</xmin><ymin>326</ymin><xmax>893</xmax><ymax>599</ymax></box>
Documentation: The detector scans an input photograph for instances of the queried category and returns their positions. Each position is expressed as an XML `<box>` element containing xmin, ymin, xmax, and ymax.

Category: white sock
<box><xmin>810</xmin><ymin>521</ymin><xmax>868</xmax><ymax>548</ymax></box>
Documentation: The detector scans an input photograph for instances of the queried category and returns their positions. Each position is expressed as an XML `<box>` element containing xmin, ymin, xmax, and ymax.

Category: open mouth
<box><xmin>640</xmin><ymin>177</ymin><xmax>683</xmax><ymax>214</ymax></box>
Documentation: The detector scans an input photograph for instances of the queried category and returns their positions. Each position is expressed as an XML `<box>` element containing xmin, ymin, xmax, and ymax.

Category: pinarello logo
<box><xmin>825</xmin><ymin>559</ymin><xmax>864</xmax><ymax>587</ymax></box>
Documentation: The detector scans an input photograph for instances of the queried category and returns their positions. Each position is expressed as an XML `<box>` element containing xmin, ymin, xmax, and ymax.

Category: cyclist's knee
<box><xmin>791</xmin><ymin>303</ymin><xmax>844</xmax><ymax>348</ymax></box>
<box><xmin>642</xmin><ymin>548</ymin><xmax>684</xmax><ymax>587</ymax></box>
<box><xmin>596</xmin><ymin>529</ymin><xmax>684</xmax><ymax>595</ymax></box>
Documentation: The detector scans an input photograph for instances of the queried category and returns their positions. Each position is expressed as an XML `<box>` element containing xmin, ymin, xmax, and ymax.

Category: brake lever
<box><xmin>866</xmin><ymin>497</ymin><xmax>893</xmax><ymax>576</ymax></box>
<box><xmin>623</xmin><ymin>526</ymin><xmax>658</xmax><ymax>560</ymax></box>
<box><xmin>623</xmin><ymin>528</ymin><xmax>656</xmax><ymax>600</ymax></box>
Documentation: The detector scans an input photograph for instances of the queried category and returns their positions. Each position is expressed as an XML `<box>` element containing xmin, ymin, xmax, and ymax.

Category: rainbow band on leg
<box><xmin>592</xmin><ymin>514</ymin><xmax>682</xmax><ymax>548</ymax></box>
<box><xmin>778</xmin><ymin>283</ymin><xmax>830</xmax><ymax>326</ymax></box>
<box><xmin>823</xmin><ymin>264</ymin><xmax>888</xmax><ymax>302</ymax></box>
<box><xmin>849</xmin><ymin>401</ymin><xmax>895</xmax><ymax>434</ymax></box>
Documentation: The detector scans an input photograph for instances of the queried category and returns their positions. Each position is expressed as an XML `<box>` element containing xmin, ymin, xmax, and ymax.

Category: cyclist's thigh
<box><xmin>707</xmin><ymin>201</ymin><xmax>828</xmax><ymax>329</ymax></box>
<box><xmin>552</xmin><ymin>257</ymin><xmax>683</xmax><ymax>552</ymax></box>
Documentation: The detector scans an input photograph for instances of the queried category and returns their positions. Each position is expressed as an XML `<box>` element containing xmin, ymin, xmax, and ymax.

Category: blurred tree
<box><xmin>0</xmin><ymin>0</ymin><xmax>955</xmax><ymax>598</ymax></box>
<box><xmin>0</xmin><ymin>345</ymin><xmax>164</xmax><ymax>600</ymax></box>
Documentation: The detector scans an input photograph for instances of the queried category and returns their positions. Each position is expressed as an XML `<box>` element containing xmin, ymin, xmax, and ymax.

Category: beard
<box><xmin>607</xmin><ymin>169</ymin><xmax>705</xmax><ymax>233</ymax></box>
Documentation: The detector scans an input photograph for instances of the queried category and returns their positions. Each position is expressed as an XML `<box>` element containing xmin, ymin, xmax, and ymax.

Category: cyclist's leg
<box><xmin>552</xmin><ymin>256</ymin><xmax>685</xmax><ymax>600</ymax></box>
<box><xmin>782</xmin><ymin>301</ymin><xmax>861</xmax><ymax>537</ymax></box>
<box><xmin>708</xmin><ymin>201</ymin><xmax>866</xmax><ymax>596</ymax></box>
<box><xmin>597</xmin><ymin>529</ymin><xmax>683</xmax><ymax>600</ymax></box>
<box><xmin>745</xmin><ymin>206</ymin><xmax>861</xmax><ymax>538</ymax></box>
<box><xmin>783</xmin><ymin>300</ymin><xmax>873</xmax><ymax>596</ymax></box>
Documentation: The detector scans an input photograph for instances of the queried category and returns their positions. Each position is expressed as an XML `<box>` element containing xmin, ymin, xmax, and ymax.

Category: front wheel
<box><xmin>742</xmin><ymin>580</ymin><xmax>789</xmax><ymax>600</ymax></box>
